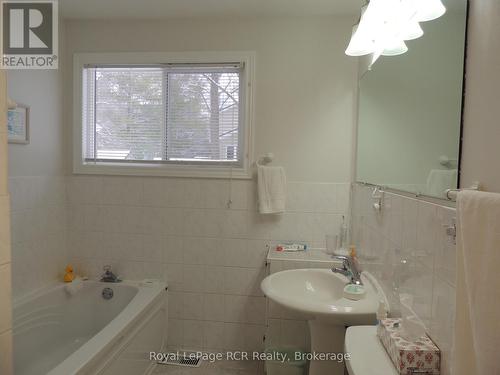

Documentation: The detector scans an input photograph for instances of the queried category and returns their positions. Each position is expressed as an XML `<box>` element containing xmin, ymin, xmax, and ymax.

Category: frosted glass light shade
<box><xmin>402</xmin><ymin>20</ymin><xmax>424</xmax><ymax>40</ymax></box>
<box><xmin>345</xmin><ymin>24</ymin><xmax>376</xmax><ymax>56</ymax></box>
<box><xmin>344</xmin><ymin>0</ymin><xmax>437</xmax><ymax>58</ymax></box>
<box><xmin>381</xmin><ymin>40</ymin><xmax>408</xmax><ymax>56</ymax></box>
<box><xmin>413</xmin><ymin>0</ymin><xmax>446</xmax><ymax>22</ymax></box>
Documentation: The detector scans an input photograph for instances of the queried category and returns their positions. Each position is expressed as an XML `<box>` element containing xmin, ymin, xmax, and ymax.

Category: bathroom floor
<box><xmin>153</xmin><ymin>359</ymin><xmax>264</xmax><ymax>375</ymax></box>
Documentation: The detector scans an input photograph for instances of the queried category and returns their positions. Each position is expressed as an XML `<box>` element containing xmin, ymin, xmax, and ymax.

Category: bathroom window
<box><xmin>74</xmin><ymin>52</ymin><xmax>254</xmax><ymax>178</ymax></box>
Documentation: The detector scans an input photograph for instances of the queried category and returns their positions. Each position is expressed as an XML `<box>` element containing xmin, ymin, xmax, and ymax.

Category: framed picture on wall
<box><xmin>7</xmin><ymin>105</ymin><xmax>30</xmax><ymax>144</ymax></box>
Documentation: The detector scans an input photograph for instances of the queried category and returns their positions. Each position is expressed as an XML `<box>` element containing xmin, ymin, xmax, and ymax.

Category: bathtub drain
<box><xmin>102</xmin><ymin>288</ymin><xmax>113</xmax><ymax>300</ymax></box>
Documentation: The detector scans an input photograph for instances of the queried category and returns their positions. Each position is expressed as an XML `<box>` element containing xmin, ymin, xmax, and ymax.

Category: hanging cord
<box><xmin>226</xmin><ymin>163</ymin><xmax>233</xmax><ymax>209</ymax></box>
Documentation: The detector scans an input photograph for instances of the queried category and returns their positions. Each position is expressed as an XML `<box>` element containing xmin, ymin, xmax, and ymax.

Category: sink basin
<box><xmin>261</xmin><ymin>268</ymin><xmax>380</xmax><ymax>325</ymax></box>
<box><xmin>261</xmin><ymin>269</ymin><xmax>387</xmax><ymax>375</ymax></box>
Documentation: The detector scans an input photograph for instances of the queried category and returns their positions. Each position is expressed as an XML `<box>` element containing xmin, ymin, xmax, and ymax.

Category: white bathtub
<box><xmin>13</xmin><ymin>279</ymin><xmax>167</xmax><ymax>375</ymax></box>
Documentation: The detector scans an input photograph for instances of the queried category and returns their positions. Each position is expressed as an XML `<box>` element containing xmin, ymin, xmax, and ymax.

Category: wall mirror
<box><xmin>356</xmin><ymin>0</ymin><xmax>468</xmax><ymax>200</ymax></box>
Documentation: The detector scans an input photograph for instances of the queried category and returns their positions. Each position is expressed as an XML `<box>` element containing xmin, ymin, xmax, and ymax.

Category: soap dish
<box><xmin>343</xmin><ymin>284</ymin><xmax>366</xmax><ymax>301</ymax></box>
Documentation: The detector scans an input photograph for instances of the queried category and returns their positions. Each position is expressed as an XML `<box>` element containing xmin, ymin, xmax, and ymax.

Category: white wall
<box><xmin>8</xmin><ymin>70</ymin><xmax>64</xmax><ymax>177</ymax></box>
<box><xmin>7</xmin><ymin>67</ymin><xmax>67</xmax><ymax>297</ymax></box>
<box><xmin>0</xmin><ymin>70</ymin><xmax>13</xmax><ymax>375</ymax></box>
<box><xmin>63</xmin><ymin>16</ymin><xmax>357</xmax><ymax>183</ymax></box>
<box><xmin>460</xmin><ymin>0</ymin><xmax>500</xmax><ymax>193</ymax></box>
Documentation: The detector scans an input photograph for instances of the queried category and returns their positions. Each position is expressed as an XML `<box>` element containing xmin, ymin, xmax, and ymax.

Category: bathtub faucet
<box><xmin>100</xmin><ymin>265</ymin><xmax>121</xmax><ymax>283</ymax></box>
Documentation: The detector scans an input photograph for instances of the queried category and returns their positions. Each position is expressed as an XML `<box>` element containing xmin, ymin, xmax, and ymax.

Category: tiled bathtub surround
<box><xmin>350</xmin><ymin>183</ymin><xmax>456</xmax><ymax>375</ymax></box>
<box><xmin>9</xmin><ymin>176</ymin><xmax>67</xmax><ymax>298</ymax></box>
<box><xmin>67</xmin><ymin>176</ymin><xmax>349</xmax><ymax>352</ymax></box>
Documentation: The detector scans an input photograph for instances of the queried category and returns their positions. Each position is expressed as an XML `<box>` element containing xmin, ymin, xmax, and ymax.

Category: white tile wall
<box><xmin>9</xmin><ymin>176</ymin><xmax>67</xmax><ymax>298</ymax></box>
<box><xmin>12</xmin><ymin>176</ymin><xmax>458</xmax><ymax>367</ymax></box>
<box><xmin>66</xmin><ymin>176</ymin><xmax>349</xmax><ymax>352</ymax></box>
<box><xmin>8</xmin><ymin>174</ymin><xmax>347</xmax><ymax>353</ymax></box>
<box><xmin>351</xmin><ymin>183</ymin><xmax>456</xmax><ymax>375</ymax></box>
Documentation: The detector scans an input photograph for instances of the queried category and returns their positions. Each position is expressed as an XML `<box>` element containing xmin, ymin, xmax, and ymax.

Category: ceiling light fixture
<box><xmin>345</xmin><ymin>0</ymin><xmax>446</xmax><ymax>59</ymax></box>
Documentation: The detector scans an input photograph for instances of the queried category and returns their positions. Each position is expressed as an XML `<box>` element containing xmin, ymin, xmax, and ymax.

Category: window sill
<box><xmin>73</xmin><ymin>162</ymin><xmax>253</xmax><ymax>179</ymax></box>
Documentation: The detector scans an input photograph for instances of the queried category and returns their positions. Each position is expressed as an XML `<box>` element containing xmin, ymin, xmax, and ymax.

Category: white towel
<box><xmin>453</xmin><ymin>190</ymin><xmax>500</xmax><ymax>375</ymax></box>
<box><xmin>425</xmin><ymin>169</ymin><xmax>458</xmax><ymax>198</ymax></box>
<box><xmin>257</xmin><ymin>165</ymin><xmax>286</xmax><ymax>214</ymax></box>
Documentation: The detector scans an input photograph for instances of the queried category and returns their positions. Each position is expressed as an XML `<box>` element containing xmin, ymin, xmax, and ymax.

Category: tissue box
<box><xmin>377</xmin><ymin>318</ymin><xmax>440</xmax><ymax>375</ymax></box>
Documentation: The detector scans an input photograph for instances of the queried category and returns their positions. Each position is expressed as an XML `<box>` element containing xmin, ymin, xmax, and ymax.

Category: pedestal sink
<box><xmin>261</xmin><ymin>269</ymin><xmax>386</xmax><ymax>375</ymax></box>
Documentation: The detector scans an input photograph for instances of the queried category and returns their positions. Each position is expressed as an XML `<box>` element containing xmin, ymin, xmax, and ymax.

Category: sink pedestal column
<box><xmin>308</xmin><ymin>320</ymin><xmax>346</xmax><ymax>375</ymax></box>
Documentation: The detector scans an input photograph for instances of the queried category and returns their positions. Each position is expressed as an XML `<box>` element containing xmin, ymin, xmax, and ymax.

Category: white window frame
<box><xmin>73</xmin><ymin>51</ymin><xmax>255</xmax><ymax>179</ymax></box>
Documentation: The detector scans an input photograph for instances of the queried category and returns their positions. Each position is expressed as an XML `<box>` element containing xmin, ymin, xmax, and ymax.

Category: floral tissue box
<box><xmin>377</xmin><ymin>318</ymin><xmax>440</xmax><ymax>375</ymax></box>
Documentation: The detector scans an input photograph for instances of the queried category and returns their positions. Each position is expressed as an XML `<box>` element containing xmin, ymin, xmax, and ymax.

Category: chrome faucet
<box><xmin>331</xmin><ymin>255</ymin><xmax>363</xmax><ymax>285</ymax></box>
<box><xmin>100</xmin><ymin>265</ymin><xmax>121</xmax><ymax>283</ymax></box>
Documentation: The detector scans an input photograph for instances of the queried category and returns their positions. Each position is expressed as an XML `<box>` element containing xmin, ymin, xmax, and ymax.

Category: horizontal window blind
<box><xmin>82</xmin><ymin>63</ymin><xmax>243</xmax><ymax>166</ymax></box>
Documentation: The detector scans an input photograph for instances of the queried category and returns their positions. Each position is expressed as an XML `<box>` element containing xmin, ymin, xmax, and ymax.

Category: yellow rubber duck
<box><xmin>64</xmin><ymin>265</ymin><xmax>75</xmax><ymax>282</ymax></box>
